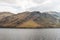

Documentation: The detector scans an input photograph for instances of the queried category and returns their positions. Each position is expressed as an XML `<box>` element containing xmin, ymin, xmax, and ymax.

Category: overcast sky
<box><xmin>0</xmin><ymin>0</ymin><xmax>60</xmax><ymax>13</ymax></box>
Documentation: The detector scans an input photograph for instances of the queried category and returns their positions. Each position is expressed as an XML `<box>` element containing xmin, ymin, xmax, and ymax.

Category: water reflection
<box><xmin>0</xmin><ymin>29</ymin><xmax>59</xmax><ymax>40</ymax></box>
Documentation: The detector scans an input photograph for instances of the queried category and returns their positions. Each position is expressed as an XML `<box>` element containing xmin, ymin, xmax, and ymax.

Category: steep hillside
<box><xmin>0</xmin><ymin>12</ymin><xmax>14</xmax><ymax>20</ymax></box>
<box><xmin>0</xmin><ymin>11</ymin><xmax>59</xmax><ymax>28</ymax></box>
<box><xmin>0</xmin><ymin>12</ymin><xmax>31</xmax><ymax>27</ymax></box>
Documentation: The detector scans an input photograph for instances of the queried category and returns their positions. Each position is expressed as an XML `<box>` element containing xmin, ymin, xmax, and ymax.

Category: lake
<box><xmin>0</xmin><ymin>28</ymin><xmax>60</xmax><ymax>40</ymax></box>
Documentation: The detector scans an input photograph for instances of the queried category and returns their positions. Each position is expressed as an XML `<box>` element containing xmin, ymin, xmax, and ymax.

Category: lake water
<box><xmin>0</xmin><ymin>28</ymin><xmax>60</xmax><ymax>40</ymax></box>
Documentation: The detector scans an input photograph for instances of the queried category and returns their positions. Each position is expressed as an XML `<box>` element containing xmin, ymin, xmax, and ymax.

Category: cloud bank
<box><xmin>0</xmin><ymin>0</ymin><xmax>60</xmax><ymax>13</ymax></box>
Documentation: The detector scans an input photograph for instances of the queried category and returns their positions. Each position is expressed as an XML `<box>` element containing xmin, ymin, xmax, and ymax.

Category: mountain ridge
<box><xmin>0</xmin><ymin>11</ymin><xmax>60</xmax><ymax>28</ymax></box>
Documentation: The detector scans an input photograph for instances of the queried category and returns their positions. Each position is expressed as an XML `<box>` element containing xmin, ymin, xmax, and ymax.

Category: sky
<box><xmin>0</xmin><ymin>0</ymin><xmax>60</xmax><ymax>13</ymax></box>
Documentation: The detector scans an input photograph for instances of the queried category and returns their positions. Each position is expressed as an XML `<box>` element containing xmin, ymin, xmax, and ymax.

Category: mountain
<box><xmin>45</xmin><ymin>11</ymin><xmax>60</xmax><ymax>19</ymax></box>
<box><xmin>32</xmin><ymin>11</ymin><xmax>57</xmax><ymax>27</ymax></box>
<box><xmin>44</xmin><ymin>11</ymin><xmax>60</xmax><ymax>27</ymax></box>
<box><xmin>0</xmin><ymin>11</ymin><xmax>59</xmax><ymax>28</ymax></box>
<box><xmin>0</xmin><ymin>12</ymin><xmax>14</xmax><ymax>20</ymax></box>
<box><xmin>0</xmin><ymin>11</ymin><xmax>32</xmax><ymax>27</ymax></box>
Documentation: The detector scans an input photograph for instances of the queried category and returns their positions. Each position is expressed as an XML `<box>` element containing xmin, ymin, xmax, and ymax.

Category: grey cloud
<box><xmin>27</xmin><ymin>5</ymin><xmax>54</xmax><ymax>12</ymax></box>
<box><xmin>27</xmin><ymin>0</ymin><xmax>60</xmax><ymax>12</ymax></box>
<box><xmin>0</xmin><ymin>0</ymin><xmax>60</xmax><ymax>12</ymax></box>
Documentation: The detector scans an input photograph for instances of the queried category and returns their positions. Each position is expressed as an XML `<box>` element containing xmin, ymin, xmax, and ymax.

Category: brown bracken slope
<box><xmin>0</xmin><ymin>11</ymin><xmax>59</xmax><ymax>28</ymax></box>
